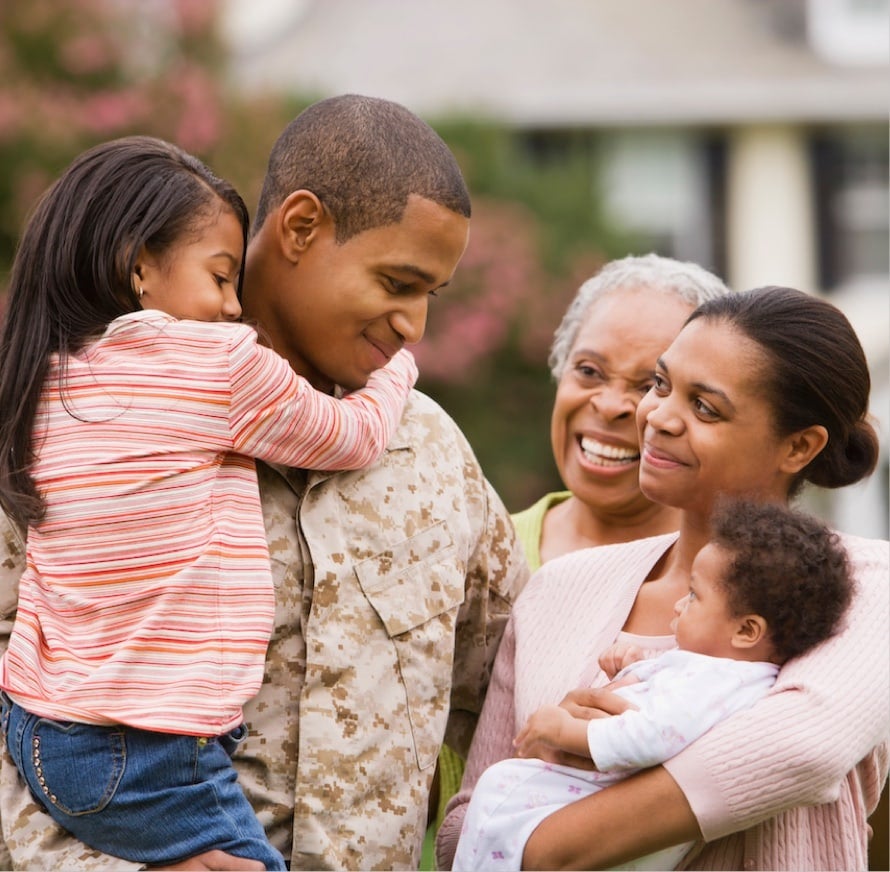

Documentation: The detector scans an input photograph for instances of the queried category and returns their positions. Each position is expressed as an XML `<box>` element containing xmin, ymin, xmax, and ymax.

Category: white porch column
<box><xmin>725</xmin><ymin>124</ymin><xmax>817</xmax><ymax>293</ymax></box>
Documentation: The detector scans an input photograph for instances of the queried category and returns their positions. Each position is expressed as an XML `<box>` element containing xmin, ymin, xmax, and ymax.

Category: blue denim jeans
<box><xmin>1</xmin><ymin>696</ymin><xmax>286</xmax><ymax>869</ymax></box>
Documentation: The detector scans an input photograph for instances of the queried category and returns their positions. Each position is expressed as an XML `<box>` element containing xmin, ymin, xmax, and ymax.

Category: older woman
<box><xmin>513</xmin><ymin>253</ymin><xmax>730</xmax><ymax>568</ymax></box>
<box><xmin>438</xmin><ymin>287</ymin><xmax>888</xmax><ymax>870</ymax></box>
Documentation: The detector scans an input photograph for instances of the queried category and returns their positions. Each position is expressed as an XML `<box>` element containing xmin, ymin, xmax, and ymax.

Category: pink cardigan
<box><xmin>437</xmin><ymin>531</ymin><xmax>889</xmax><ymax>871</ymax></box>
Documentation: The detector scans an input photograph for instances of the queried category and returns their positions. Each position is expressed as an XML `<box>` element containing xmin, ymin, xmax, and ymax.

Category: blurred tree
<box><xmin>0</xmin><ymin>0</ymin><xmax>638</xmax><ymax>510</ymax></box>
<box><xmin>0</xmin><ymin>0</ymin><xmax>228</xmax><ymax>275</ymax></box>
<box><xmin>415</xmin><ymin>122</ymin><xmax>640</xmax><ymax>509</ymax></box>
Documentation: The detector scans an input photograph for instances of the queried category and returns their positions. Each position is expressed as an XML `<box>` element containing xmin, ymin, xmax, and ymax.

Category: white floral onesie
<box><xmin>452</xmin><ymin>649</ymin><xmax>779</xmax><ymax>871</ymax></box>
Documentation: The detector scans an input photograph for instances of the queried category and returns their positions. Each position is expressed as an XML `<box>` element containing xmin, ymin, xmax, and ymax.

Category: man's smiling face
<box><xmin>253</xmin><ymin>194</ymin><xmax>469</xmax><ymax>393</ymax></box>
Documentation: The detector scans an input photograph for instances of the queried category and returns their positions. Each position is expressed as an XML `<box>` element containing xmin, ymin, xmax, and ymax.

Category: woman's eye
<box><xmin>694</xmin><ymin>398</ymin><xmax>719</xmax><ymax>420</ymax></box>
<box><xmin>428</xmin><ymin>289</ymin><xmax>439</xmax><ymax>298</ymax></box>
<box><xmin>387</xmin><ymin>277</ymin><xmax>409</xmax><ymax>293</ymax></box>
<box><xmin>575</xmin><ymin>363</ymin><xmax>603</xmax><ymax>380</ymax></box>
<box><xmin>637</xmin><ymin>381</ymin><xmax>655</xmax><ymax>396</ymax></box>
<box><xmin>214</xmin><ymin>275</ymin><xmax>227</xmax><ymax>287</ymax></box>
<box><xmin>652</xmin><ymin>373</ymin><xmax>668</xmax><ymax>394</ymax></box>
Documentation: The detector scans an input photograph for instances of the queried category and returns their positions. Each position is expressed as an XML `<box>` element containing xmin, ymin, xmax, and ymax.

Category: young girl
<box><xmin>0</xmin><ymin>136</ymin><xmax>420</xmax><ymax>868</ymax></box>
<box><xmin>452</xmin><ymin>498</ymin><xmax>854</xmax><ymax>871</ymax></box>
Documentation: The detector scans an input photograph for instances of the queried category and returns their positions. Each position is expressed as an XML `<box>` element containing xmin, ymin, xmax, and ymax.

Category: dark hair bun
<box><xmin>806</xmin><ymin>417</ymin><xmax>880</xmax><ymax>489</ymax></box>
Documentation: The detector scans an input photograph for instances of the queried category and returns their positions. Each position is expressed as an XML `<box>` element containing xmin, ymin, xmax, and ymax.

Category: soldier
<box><xmin>0</xmin><ymin>94</ymin><xmax>530</xmax><ymax>871</ymax></box>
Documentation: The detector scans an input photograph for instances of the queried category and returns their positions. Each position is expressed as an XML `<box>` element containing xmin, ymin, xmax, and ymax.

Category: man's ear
<box><xmin>276</xmin><ymin>190</ymin><xmax>326</xmax><ymax>263</ymax></box>
<box><xmin>780</xmin><ymin>425</ymin><xmax>829</xmax><ymax>476</ymax></box>
<box><xmin>731</xmin><ymin>614</ymin><xmax>769</xmax><ymax>651</ymax></box>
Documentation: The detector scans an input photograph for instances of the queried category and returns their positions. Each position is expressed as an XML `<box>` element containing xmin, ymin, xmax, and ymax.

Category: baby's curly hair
<box><xmin>709</xmin><ymin>498</ymin><xmax>854</xmax><ymax>664</ymax></box>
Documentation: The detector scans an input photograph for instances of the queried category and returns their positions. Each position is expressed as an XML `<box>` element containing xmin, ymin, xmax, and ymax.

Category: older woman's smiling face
<box><xmin>550</xmin><ymin>286</ymin><xmax>695</xmax><ymax>523</ymax></box>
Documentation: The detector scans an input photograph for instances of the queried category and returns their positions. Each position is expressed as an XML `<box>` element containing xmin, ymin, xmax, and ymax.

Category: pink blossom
<box><xmin>82</xmin><ymin>90</ymin><xmax>151</xmax><ymax>135</ymax></box>
<box><xmin>171</xmin><ymin>0</ymin><xmax>218</xmax><ymax>35</ymax></box>
<box><xmin>170</xmin><ymin>65</ymin><xmax>222</xmax><ymax>151</ymax></box>
<box><xmin>0</xmin><ymin>94</ymin><xmax>26</xmax><ymax>141</ymax></box>
<box><xmin>58</xmin><ymin>33</ymin><xmax>113</xmax><ymax>75</ymax></box>
<box><xmin>415</xmin><ymin>198</ymin><xmax>549</xmax><ymax>383</ymax></box>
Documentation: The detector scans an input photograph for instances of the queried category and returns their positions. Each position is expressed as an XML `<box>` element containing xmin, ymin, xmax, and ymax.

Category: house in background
<box><xmin>222</xmin><ymin>0</ymin><xmax>889</xmax><ymax>537</ymax></box>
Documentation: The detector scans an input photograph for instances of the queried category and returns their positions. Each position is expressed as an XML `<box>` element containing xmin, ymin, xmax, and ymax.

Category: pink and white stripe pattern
<box><xmin>1</xmin><ymin>310</ymin><xmax>416</xmax><ymax>735</ymax></box>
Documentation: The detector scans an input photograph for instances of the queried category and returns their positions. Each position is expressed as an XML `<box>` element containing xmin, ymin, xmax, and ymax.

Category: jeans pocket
<box><xmin>28</xmin><ymin>719</ymin><xmax>126</xmax><ymax>816</ymax></box>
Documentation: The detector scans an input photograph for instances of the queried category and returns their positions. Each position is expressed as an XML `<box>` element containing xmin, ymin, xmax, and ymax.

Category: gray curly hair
<box><xmin>548</xmin><ymin>253</ymin><xmax>732</xmax><ymax>379</ymax></box>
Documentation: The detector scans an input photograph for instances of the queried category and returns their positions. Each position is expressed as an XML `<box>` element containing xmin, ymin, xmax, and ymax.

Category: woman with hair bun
<box><xmin>438</xmin><ymin>286</ymin><xmax>888</xmax><ymax>871</ymax></box>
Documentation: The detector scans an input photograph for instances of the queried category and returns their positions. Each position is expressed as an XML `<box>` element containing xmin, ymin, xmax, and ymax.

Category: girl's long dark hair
<box><xmin>0</xmin><ymin>135</ymin><xmax>249</xmax><ymax>529</ymax></box>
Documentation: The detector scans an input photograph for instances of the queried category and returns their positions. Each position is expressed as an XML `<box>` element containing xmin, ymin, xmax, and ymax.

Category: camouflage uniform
<box><xmin>0</xmin><ymin>391</ymin><xmax>529</xmax><ymax>870</ymax></box>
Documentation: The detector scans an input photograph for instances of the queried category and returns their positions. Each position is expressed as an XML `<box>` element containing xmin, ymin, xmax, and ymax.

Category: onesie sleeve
<box><xmin>587</xmin><ymin>652</ymin><xmax>777</xmax><ymax>772</ymax></box>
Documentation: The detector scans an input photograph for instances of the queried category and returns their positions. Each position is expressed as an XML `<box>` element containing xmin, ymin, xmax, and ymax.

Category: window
<box><xmin>812</xmin><ymin>127</ymin><xmax>889</xmax><ymax>289</ymax></box>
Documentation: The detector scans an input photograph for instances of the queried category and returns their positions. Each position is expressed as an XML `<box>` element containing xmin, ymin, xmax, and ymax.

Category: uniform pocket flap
<box><xmin>354</xmin><ymin>522</ymin><xmax>463</xmax><ymax>636</ymax></box>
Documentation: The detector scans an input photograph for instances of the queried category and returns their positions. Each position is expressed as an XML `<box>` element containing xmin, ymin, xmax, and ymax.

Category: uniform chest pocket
<box><xmin>354</xmin><ymin>522</ymin><xmax>465</xmax><ymax>768</ymax></box>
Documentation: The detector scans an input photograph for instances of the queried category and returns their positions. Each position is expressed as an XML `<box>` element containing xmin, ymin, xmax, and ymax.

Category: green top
<box><xmin>510</xmin><ymin>490</ymin><xmax>572</xmax><ymax>572</ymax></box>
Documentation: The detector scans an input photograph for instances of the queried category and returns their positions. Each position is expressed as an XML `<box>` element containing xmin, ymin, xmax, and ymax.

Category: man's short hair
<box><xmin>254</xmin><ymin>94</ymin><xmax>471</xmax><ymax>241</ymax></box>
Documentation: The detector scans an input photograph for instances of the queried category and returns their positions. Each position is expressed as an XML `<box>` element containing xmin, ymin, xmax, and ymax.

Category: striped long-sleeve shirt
<box><xmin>0</xmin><ymin>310</ymin><xmax>417</xmax><ymax>735</ymax></box>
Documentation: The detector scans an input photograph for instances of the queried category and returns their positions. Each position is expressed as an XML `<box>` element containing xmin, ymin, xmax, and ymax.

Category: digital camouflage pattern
<box><xmin>0</xmin><ymin>390</ymin><xmax>529</xmax><ymax>870</ymax></box>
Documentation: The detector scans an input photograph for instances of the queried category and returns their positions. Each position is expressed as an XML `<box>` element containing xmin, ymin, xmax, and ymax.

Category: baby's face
<box><xmin>672</xmin><ymin>543</ymin><xmax>739</xmax><ymax>659</ymax></box>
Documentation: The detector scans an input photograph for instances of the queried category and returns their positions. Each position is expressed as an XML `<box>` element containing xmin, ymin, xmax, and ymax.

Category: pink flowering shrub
<box><xmin>415</xmin><ymin>198</ymin><xmax>586</xmax><ymax>384</ymax></box>
<box><xmin>0</xmin><ymin>0</ymin><xmax>225</xmax><ymax>267</ymax></box>
<box><xmin>0</xmin><ymin>1</ymin><xmax>619</xmax><ymax>509</ymax></box>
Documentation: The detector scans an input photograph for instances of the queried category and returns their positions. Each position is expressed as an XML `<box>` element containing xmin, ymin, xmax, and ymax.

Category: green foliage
<box><xmin>0</xmin><ymin>1</ymin><xmax>639</xmax><ymax>511</ymax></box>
<box><xmin>415</xmin><ymin>119</ymin><xmax>640</xmax><ymax>507</ymax></box>
<box><xmin>434</xmin><ymin>119</ymin><xmax>634</xmax><ymax>273</ymax></box>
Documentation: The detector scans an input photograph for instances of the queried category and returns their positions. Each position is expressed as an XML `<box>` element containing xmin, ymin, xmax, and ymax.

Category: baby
<box><xmin>452</xmin><ymin>498</ymin><xmax>854</xmax><ymax>871</ymax></box>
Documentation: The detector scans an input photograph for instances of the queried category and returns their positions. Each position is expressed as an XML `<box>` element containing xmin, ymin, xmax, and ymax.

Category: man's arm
<box><xmin>522</xmin><ymin>765</ymin><xmax>700</xmax><ymax>870</ymax></box>
<box><xmin>443</xmin><ymin>458</ymin><xmax>529</xmax><ymax>757</ymax></box>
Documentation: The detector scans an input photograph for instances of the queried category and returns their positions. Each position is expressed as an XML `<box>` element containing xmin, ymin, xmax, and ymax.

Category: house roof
<box><xmin>222</xmin><ymin>0</ymin><xmax>889</xmax><ymax>126</ymax></box>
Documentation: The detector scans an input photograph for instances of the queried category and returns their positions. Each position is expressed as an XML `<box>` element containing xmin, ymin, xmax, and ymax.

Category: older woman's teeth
<box><xmin>580</xmin><ymin>437</ymin><xmax>640</xmax><ymax>467</ymax></box>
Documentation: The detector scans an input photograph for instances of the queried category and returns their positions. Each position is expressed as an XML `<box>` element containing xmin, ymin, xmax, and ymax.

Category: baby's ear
<box><xmin>731</xmin><ymin>614</ymin><xmax>768</xmax><ymax>650</ymax></box>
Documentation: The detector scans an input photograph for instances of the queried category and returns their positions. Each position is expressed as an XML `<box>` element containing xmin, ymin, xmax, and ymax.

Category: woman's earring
<box><xmin>137</xmin><ymin>286</ymin><xmax>145</xmax><ymax>300</ymax></box>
